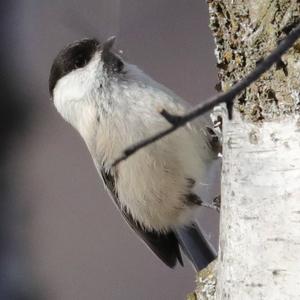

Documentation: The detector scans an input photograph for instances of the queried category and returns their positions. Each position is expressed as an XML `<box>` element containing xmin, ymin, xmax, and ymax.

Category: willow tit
<box><xmin>49</xmin><ymin>37</ymin><xmax>220</xmax><ymax>270</ymax></box>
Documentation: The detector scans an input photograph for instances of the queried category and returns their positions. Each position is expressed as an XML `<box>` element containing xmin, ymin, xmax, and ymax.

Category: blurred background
<box><xmin>1</xmin><ymin>1</ymin><xmax>218</xmax><ymax>299</ymax></box>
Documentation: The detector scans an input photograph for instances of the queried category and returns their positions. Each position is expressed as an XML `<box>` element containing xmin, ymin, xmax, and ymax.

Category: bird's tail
<box><xmin>175</xmin><ymin>222</ymin><xmax>217</xmax><ymax>271</ymax></box>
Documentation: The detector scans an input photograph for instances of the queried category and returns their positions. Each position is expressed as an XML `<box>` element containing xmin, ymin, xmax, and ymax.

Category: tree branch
<box><xmin>112</xmin><ymin>22</ymin><xmax>300</xmax><ymax>167</ymax></box>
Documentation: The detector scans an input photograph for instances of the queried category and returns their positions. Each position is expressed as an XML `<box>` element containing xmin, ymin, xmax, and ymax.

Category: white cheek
<box><xmin>53</xmin><ymin>75</ymin><xmax>83</xmax><ymax>124</ymax></box>
<box><xmin>53</xmin><ymin>57</ymin><xmax>104</xmax><ymax>122</ymax></box>
<box><xmin>55</xmin><ymin>66</ymin><xmax>95</xmax><ymax>100</ymax></box>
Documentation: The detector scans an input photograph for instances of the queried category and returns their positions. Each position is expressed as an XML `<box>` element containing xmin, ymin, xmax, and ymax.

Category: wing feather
<box><xmin>100</xmin><ymin>168</ymin><xmax>183</xmax><ymax>268</ymax></box>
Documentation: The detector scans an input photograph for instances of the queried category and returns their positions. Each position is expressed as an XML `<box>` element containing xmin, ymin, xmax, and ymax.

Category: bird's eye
<box><xmin>74</xmin><ymin>55</ymin><xmax>87</xmax><ymax>69</ymax></box>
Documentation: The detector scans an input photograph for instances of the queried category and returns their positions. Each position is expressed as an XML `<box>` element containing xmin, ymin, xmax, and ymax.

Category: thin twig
<box><xmin>160</xmin><ymin>109</ymin><xmax>183</xmax><ymax>125</ymax></box>
<box><xmin>112</xmin><ymin>23</ymin><xmax>300</xmax><ymax>167</ymax></box>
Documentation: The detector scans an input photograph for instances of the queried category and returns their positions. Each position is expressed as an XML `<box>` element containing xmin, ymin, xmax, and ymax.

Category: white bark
<box><xmin>191</xmin><ymin>1</ymin><xmax>300</xmax><ymax>298</ymax></box>
<box><xmin>203</xmin><ymin>1</ymin><xmax>300</xmax><ymax>299</ymax></box>
<box><xmin>217</xmin><ymin>109</ymin><xmax>300</xmax><ymax>299</ymax></box>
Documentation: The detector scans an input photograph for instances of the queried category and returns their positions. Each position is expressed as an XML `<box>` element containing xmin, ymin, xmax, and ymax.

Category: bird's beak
<box><xmin>102</xmin><ymin>36</ymin><xmax>116</xmax><ymax>54</ymax></box>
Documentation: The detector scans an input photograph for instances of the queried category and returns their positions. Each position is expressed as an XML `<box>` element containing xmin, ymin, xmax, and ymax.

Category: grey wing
<box><xmin>100</xmin><ymin>168</ymin><xmax>183</xmax><ymax>268</ymax></box>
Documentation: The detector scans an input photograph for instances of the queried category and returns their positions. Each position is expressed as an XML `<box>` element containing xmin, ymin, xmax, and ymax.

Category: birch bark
<box><xmin>194</xmin><ymin>1</ymin><xmax>300</xmax><ymax>299</ymax></box>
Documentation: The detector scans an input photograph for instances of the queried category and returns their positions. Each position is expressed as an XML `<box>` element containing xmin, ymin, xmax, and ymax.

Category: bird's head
<box><xmin>49</xmin><ymin>37</ymin><xmax>127</xmax><ymax>121</ymax></box>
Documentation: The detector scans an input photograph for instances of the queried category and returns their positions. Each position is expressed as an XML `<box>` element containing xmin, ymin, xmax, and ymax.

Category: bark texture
<box><xmin>208</xmin><ymin>0</ymin><xmax>300</xmax><ymax>121</ymax></box>
<box><xmin>218</xmin><ymin>111</ymin><xmax>300</xmax><ymax>299</ymax></box>
<box><xmin>191</xmin><ymin>261</ymin><xmax>217</xmax><ymax>300</ymax></box>
<box><xmin>197</xmin><ymin>0</ymin><xmax>300</xmax><ymax>299</ymax></box>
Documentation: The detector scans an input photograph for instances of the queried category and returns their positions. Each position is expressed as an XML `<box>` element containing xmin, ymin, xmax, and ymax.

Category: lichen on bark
<box><xmin>188</xmin><ymin>261</ymin><xmax>217</xmax><ymax>300</ymax></box>
<box><xmin>208</xmin><ymin>0</ymin><xmax>300</xmax><ymax>122</ymax></box>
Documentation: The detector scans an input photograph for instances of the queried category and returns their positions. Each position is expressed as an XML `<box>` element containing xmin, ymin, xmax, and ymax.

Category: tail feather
<box><xmin>175</xmin><ymin>222</ymin><xmax>217</xmax><ymax>271</ymax></box>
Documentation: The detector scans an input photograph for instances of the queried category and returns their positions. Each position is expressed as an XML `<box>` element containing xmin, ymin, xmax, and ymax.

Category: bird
<box><xmin>49</xmin><ymin>36</ymin><xmax>220</xmax><ymax>270</ymax></box>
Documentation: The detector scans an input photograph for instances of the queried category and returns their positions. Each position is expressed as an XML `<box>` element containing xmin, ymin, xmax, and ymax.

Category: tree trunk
<box><xmin>193</xmin><ymin>1</ymin><xmax>300</xmax><ymax>299</ymax></box>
